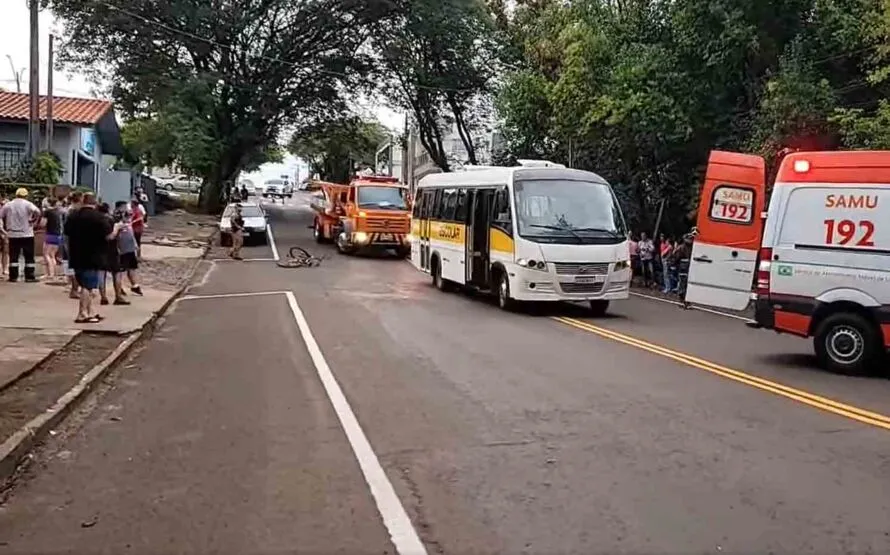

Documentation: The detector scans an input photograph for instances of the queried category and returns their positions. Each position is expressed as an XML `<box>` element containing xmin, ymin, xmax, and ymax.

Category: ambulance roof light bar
<box><xmin>792</xmin><ymin>159</ymin><xmax>810</xmax><ymax>173</ymax></box>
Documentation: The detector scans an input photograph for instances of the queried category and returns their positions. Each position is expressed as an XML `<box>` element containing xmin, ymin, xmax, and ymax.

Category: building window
<box><xmin>0</xmin><ymin>141</ymin><xmax>26</xmax><ymax>174</ymax></box>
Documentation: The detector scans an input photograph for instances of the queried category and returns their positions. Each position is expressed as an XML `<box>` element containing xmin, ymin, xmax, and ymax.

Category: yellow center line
<box><xmin>553</xmin><ymin>316</ymin><xmax>890</xmax><ymax>431</ymax></box>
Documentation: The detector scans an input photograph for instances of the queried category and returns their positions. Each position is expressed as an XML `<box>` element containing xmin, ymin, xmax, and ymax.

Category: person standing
<box><xmin>65</xmin><ymin>193</ymin><xmax>121</xmax><ymax>323</ymax></box>
<box><xmin>98</xmin><ymin>203</ymin><xmax>128</xmax><ymax>306</ymax></box>
<box><xmin>62</xmin><ymin>192</ymin><xmax>83</xmax><ymax>298</ymax></box>
<box><xmin>130</xmin><ymin>198</ymin><xmax>146</xmax><ymax>257</ymax></box>
<box><xmin>117</xmin><ymin>209</ymin><xmax>143</xmax><ymax>296</ymax></box>
<box><xmin>42</xmin><ymin>197</ymin><xmax>64</xmax><ymax>281</ymax></box>
<box><xmin>240</xmin><ymin>183</ymin><xmax>249</xmax><ymax>200</ymax></box>
<box><xmin>0</xmin><ymin>194</ymin><xmax>9</xmax><ymax>277</ymax></box>
<box><xmin>628</xmin><ymin>233</ymin><xmax>640</xmax><ymax>281</ymax></box>
<box><xmin>0</xmin><ymin>188</ymin><xmax>41</xmax><ymax>282</ymax></box>
<box><xmin>229</xmin><ymin>204</ymin><xmax>245</xmax><ymax>260</ymax></box>
<box><xmin>638</xmin><ymin>231</ymin><xmax>656</xmax><ymax>288</ymax></box>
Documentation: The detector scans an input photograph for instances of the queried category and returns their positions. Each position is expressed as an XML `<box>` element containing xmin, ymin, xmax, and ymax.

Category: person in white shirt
<box><xmin>0</xmin><ymin>188</ymin><xmax>41</xmax><ymax>282</ymax></box>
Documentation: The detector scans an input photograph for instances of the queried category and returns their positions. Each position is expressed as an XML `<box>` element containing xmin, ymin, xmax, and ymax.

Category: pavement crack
<box><xmin>398</xmin><ymin>465</ymin><xmax>446</xmax><ymax>555</ymax></box>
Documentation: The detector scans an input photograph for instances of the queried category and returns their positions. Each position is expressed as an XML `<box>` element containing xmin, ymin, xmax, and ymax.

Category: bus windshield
<box><xmin>514</xmin><ymin>179</ymin><xmax>626</xmax><ymax>243</ymax></box>
<box><xmin>357</xmin><ymin>186</ymin><xmax>408</xmax><ymax>210</ymax></box>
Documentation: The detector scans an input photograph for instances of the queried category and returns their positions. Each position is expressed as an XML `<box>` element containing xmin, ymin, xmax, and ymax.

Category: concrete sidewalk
<box><xmin>0</xmin><ymin>240</ymin><xmax>207</xmax><ymax>392</ymax></box>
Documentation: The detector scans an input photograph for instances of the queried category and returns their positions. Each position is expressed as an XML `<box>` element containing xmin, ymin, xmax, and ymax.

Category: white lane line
<box><xmin>630</xmin><ymin>291</ymin><xmax>754</xmax><ymax>322</ymax></box>
<box><xmin>180</xmin><ymin>290</ymin><xmax>289</xmax><ymax>300</ymax></box>
<box><xmin>214</xmin><ymin>257</ymin><xmax>277</xmax><ymax>262</ymax></box>
<box><xmin>267</xmin><ymin>224</ymin><xmax>280</xmax><ymax>261</ymax></box>
<box><xmin>285</xmin><ymin>291</ymin><xmax>427</xmax><ymax>555</ymax></box>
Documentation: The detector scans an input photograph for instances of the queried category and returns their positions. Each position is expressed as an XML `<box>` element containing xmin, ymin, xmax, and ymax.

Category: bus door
<box><xmin>686</xmin><ymin>150</ymin><xmax>767</xmax><ymax>310</ymax></box>
<box><xmin>419</xmin><ymin>189</ymin><xmax>434</xmax><ymax>270</ymax></box>
<box><xmin>468</xmin><ymin>188</ymin><xmax>494</xmax><ymax>286</ymax></box>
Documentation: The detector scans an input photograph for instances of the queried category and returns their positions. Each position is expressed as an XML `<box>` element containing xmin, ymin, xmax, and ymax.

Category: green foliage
<box><xmin>496</xmin><ymin>0</ymin><xmax>890</xmax><ymax>235</ymax></box>
<box><xmin>51</xmin><ymin>0</ymin><xmax>395</xmax><ymax>211</ymax></box>
<box><xmin>288</xmin><ymin>117</ymin><xmax>389</xmax><ymax>183</ymax></box>
<box><xmin>0</xmin><ymin>151</ymin><xmax>64</xmax><ymax>185</ymax></box>
<box><xmin>371</xmin><ymin>0</ymin><xmax>502</xmax><ymax>170</ymax></box>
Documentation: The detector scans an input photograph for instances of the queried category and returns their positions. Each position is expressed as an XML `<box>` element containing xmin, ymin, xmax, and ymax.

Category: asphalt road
<box><xmin>3</xmin><ymin>193</ymin><xmax>890</xmax><ymax>554</ymax></box>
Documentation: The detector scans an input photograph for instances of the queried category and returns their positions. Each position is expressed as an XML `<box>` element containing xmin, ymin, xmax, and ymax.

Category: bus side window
<box><xmin>455</xmin><ymin>188</ymin><xmax>468</xmax><ymax>223</ymax></box>
<box><xmin>431</xmin><ymin>189</ymin><xmax>444</xmax><ymax>220</ymax></box>
<box><xmin>412</xmin><ymin>190</ymin><xmax>423</xmax><ymax>218</ymax></box>
<box><xmin>442</xmin><ymin>188</ymin><xmax>458</xmax><ymax>221</ymax></box>
<box><xmin>493</xmin><ymin>188</ymin><xmax>512</xmax><ymax>232</ymax></box>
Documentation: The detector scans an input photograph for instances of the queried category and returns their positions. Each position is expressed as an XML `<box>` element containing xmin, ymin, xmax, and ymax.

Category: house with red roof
<box><xmin>0</xmin><ymin>91</ymin><xmax>123</xmax><ymax>192</ymax></box>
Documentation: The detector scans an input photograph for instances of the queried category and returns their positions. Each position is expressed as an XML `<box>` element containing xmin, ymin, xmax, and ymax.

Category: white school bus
<box><xmin>410</xmin><ymin>161</ymin><xmax>631</xmax><ymax>314</ymax></box>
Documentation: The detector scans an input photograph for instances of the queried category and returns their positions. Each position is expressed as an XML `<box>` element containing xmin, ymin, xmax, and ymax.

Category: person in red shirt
<box><xmin>130</xmin><ymin>198</ymin><xmax>146</xmax><ymax>259</ymax></box>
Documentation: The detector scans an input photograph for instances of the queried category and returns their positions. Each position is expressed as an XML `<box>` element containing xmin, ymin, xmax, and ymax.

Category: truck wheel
<box><xmin>589</xmin><ymin>300</ymin><xmax>610</xmax><ymax>317</ymax></box>
<box><xmin>314</xmin><ymin>220</ymin><xmax>325</xmax><ymax>243</ymax></box>
<box><xmin>814</xmin><ymin>312</ymin><xmax>882</xmax><ymax>376</ymax></box>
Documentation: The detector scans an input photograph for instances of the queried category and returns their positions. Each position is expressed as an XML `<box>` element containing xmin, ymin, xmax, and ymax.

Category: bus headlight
<box><xmin>614</xmin><ymin>260</ymin><xmax>630</xmax><ymax>271</ymax></box>
<box><xmin>517</xmin><ymin>259</ymin><xmax>547</xmax><ymax>271</ymax></box>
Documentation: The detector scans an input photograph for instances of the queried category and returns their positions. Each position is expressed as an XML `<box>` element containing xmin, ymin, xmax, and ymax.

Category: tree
<box><xmin>370</xmin><ymin>0</ymin><xmax>502</xmax><ymax>171</ymax></box>
<box><xmin>51</xmin><ymin>0</ymin><xmax>395</xmax><ymax>211</ymax></box>
<box><xmin>495</xmin><ymin>0</ymin><xmax>890</xmax><ymax>235</ymax></box>
<box><xmin>288</xmin><ymin>116</ymin><xmax>389</xmax><ymax>183</ymax></box>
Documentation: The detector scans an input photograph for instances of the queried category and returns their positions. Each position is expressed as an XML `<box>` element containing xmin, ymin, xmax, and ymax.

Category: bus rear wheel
<box><xmin>433</xmin><ymin>259</ymin><xmax>452</xmax><ymax>292</ymax></box>
<box><xmin>814</xmin><ymin>312</ymin><xmax>882</xmax><ymax>376</ymax></box>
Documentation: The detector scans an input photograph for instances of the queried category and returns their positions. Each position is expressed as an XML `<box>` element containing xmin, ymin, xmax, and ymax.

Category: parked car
<box><xmin>218</xmin><ymin>202</ymin><xmax>268</xmax><ymax>246</ymax></box>
<box><xmin>262</xmin><ymin>178</ymin><xmax>293</xmax><ymax>198</ymax></box>
<box><xmin>158</xmin><ymin>174</ymin><xmax>201</xmax><ymax>193</ymax></box>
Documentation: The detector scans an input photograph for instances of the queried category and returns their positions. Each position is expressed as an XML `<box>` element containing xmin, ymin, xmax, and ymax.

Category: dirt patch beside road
<box><xmin>0</xmin><ymin>334</ymin><xmax>126</xmax><ymax>450</ymax></box>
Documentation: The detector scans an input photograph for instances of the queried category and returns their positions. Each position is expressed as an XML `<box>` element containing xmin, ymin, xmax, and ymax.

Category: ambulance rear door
<box><xmin>686</xmin><ymin>151</ymin><xmax>767</xmax><ymax>310</ymax></box>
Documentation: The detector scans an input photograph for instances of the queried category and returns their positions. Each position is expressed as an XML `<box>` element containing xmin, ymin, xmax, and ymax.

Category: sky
<box><xmin>0</xmin><ymin>1</ymin><xmax>405</xmax><ymax>182</ymax></box>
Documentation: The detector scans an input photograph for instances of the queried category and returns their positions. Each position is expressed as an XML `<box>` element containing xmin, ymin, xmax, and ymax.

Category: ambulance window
<box><xmin>455</xmin><ymin>189</ymin><xmax>468</xmax><ymax>222</ymax></box>
<box><xmin>709</xmin><ymin>185</ymin><xmax>755</xmax><ymax>224</ymax></box>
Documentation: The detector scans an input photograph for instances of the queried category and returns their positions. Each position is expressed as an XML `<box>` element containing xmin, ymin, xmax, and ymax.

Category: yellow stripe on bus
<box><xmin>490</xmin><ymin>227</ymin><xmax>514</xmax><ymax>254</ymax></box>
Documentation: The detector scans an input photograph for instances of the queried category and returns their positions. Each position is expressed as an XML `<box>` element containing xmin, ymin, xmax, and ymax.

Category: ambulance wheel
<box><xmin>588</xmin><ymin>300</ymin><xmax>610</xmax><ymax>317</ymax></box>
<box><xmin>814</xmin><ymin>312</ymin><xmax>882</xmax><ymax>376</ymax></box>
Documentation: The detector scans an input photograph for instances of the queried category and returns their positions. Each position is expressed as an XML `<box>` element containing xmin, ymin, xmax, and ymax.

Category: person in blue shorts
<box><xmin>64</xmin><ymin>193</ymin><xmax>122</xmax><ymax>323</ymax></box>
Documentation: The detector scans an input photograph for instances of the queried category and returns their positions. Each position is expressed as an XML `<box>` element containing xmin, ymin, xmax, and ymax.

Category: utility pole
<box><xmin>5</xmin><ymin>56</ymin><xmax>23</xmax><ymax>93</ymax></box>
<box><xmin>27</xmin><ymin>0</ymin><xmax>40</xmax><ymax>157</ymax></box>
<box><xmin>45</xmin><ymin>33</ymin><xmax>54</xmax><ymax>152</ymax></box>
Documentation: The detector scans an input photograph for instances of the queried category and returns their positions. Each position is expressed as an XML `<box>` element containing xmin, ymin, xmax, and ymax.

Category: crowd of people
<box><xmin>0</xmin><ymin>188</ymin><xmax>148</xmax><ymax>324</ymax></box>
<box><xmin>628</xmin><ymin>230</ymin><xmax>695</xmax><ymax>300</ymax></box>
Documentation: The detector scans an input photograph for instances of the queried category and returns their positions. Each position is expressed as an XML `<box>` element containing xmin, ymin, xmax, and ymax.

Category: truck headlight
<box><xmin>354</xmin><ymin>231</ymin><xmax>369</xmax><ymax>244</ymax></box>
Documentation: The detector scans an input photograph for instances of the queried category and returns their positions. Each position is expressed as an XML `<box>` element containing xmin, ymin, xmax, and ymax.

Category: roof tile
<box><xmin>0</xmin><ymin>91</ymin><xmax>112</xmax><ymax>126</ymax></box>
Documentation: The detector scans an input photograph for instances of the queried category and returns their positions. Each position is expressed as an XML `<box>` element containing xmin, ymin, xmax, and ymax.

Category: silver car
<box><xmin>219</xmin><ymin>202</ymin><xmax>268</xmax><ymax>246</ymax></box>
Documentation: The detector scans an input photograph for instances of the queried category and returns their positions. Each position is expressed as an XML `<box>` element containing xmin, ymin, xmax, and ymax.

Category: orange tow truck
<box><xmin>310</xmin><ymin>175</ymin><xmax>412</xmax><ymax>257</ymax></box>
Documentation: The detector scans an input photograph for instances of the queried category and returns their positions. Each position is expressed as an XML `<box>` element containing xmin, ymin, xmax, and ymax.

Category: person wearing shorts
<box><xmin>64</xmin><ymin>193</ymin><xmax>121</xmax><ymax>323</ymax></box>
<box><xmin>117</xmin><ymin>208</ymin><xmax>143</xmax><ymax>296</ymax></box>
<box><xmin>42</xmin><ymin>197</ymin><xmax>63</xmax><ymax>280</ymax></box>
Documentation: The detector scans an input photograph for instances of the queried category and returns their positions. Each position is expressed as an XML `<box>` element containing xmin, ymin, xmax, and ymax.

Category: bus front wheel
<box><xmin>497</xmin><ymin>272</ymin><xmax>515</xmax><ymax>311</ymax></box>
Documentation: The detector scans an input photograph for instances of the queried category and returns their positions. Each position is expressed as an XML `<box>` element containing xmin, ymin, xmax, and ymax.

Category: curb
<box><xmin>0</xmin><ymin>241</ymin><xmax>210</xmax><ymax>485</ymax></box>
